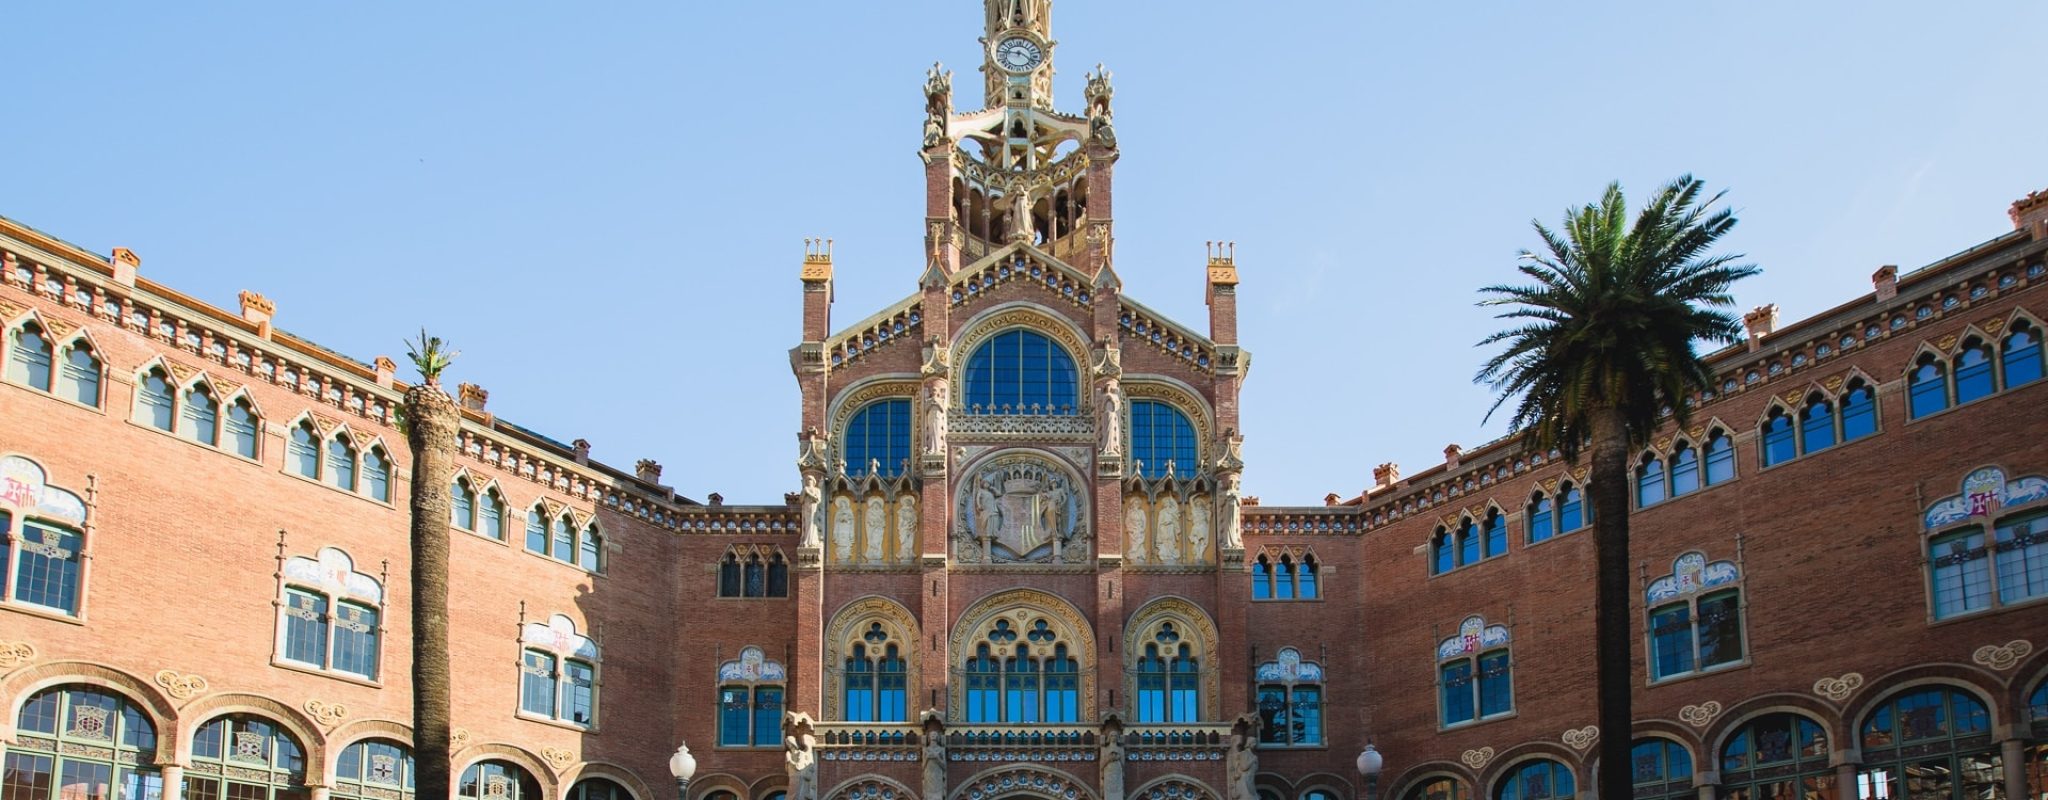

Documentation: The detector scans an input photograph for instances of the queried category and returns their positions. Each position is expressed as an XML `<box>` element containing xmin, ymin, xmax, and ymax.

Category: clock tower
<box><xmin>982</xmin><ymin>0</ymin><xmax>1054</xmax><ymax>110</ymax></box>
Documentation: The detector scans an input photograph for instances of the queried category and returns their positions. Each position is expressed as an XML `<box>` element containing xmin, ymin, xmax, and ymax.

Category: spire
<box><xmin>981</xmin><ymin>0</ymin><xmax>1054</xmax><ymax>109</ymax></box>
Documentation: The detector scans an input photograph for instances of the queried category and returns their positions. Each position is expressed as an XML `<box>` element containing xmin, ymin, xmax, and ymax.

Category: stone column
<box><xmin>1835</xmin><ymin>762</ymin><xmax>1859</xmax><ymax>800</ymax></box>
<box><xmin>1691</xmin><ymin>769</ymin><xmax>1717</xmax><ymax>800</ymax></box>
<box><xmin>2002</xmin><ymin>737</ymin><xmax>2026</xmax><ymax>800</ymax></box>
<box><xmin>159</xmin><ymin>764</ymin><xmax>185</xmax><ymax>800</ymax></box>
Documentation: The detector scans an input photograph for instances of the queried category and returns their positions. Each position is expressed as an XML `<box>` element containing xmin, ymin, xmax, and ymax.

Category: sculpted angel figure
<box><xmin>864</xmin><ymin>498</ymin><xmax>887</xmax><ymax>564</ymax></box>
<box><xmin>798</xmin><ymin>473</ymin><xmax>823</xmax><ymax>549</ymax></box>
<box><xmin>923</xmin><ymin>380</ymin><xmax>948</xmax><ymax>457</ymax></box>
<box><xmin>922</xmin><ymin>735</ymin><xmax>947</xmax><ymax>800</ymax></box>
<box><xmin>1098</xmin><ymin>379</ymin><xmax>1124</xmax><ymax>457</ymax></box>
<box><xmin>1155</xmin><ymin>497</ymin><xmax>1182</xmax><ymax>565</ymax></box>
<box><xmin>1220</xmin><ymin>473</ymin><xmax>1245</xmax><ymax>550</ymax></box>
<box><xmin>785</xmin><ymin>713</ymin><xmax>819</xmax><ymax>800</ymax></box>
<box><xmin>973</xmin><ymin>477</ymin><xmax>1002</xmax><ymax>540</ymax></box>
<box><xmin>833</xmin><ymin>497</ymin><xmax>857</xmax><ymax>564</ymax></box>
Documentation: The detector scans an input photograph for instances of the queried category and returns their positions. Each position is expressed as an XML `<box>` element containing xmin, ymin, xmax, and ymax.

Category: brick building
<box><xmin>3</xmin><ymin>5</ymin><xmax>2046</xmax><ymax>800</ymax></box>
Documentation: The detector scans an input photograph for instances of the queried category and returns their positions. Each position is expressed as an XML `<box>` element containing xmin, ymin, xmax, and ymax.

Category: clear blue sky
<box><xmin>9</xmin><ymin>2</ymin><xmax>2044</xmax><ymax>504</ymax></box>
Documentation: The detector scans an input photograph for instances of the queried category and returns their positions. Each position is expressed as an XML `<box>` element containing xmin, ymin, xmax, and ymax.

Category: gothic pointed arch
<box><xmin>1123</xmin><ymin>596</ymin><xmax>1221</xmax><ymax>721</ymax></box>
<box><xmin>823</xmin><ymin>596</ymin><xmax>922</xmax><ymax>720</ymax></box>
<box><xmin>948</xmin><ymin>588</ymin><xmax>1096</xmax><ymax>722</ymax></box>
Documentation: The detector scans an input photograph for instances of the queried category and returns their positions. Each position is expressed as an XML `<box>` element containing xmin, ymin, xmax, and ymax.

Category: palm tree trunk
<box><xmin>406</xmin><ymin>383</ymin><xmax>460</xmax><ymax>800</ymax></box>
<box><xmin>1588</xmin><ymin>404</ymin><xmax>1633</xmax><ymax>800</ymax></box>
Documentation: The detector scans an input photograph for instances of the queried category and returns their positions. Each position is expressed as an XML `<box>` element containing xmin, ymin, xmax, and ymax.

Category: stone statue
<box><xmin>1040</xmin><ymin>482</ymin><xmax>1068</xmax><ymax>547</ymax></box>
<box><xmin>1220</xmin><ymin>473</ymin><xmax>1244</xmax><ymax>550</ymax></box>
<box><xmin>799</xmin><ymin>473</ymin><xmax>823</xmax><ymax>549</ymax></box>
<box><xmin>1124</xmin><ymin>500</ymin><xmax>1147</xmax><ymax>563</ymax></box>
<box><xmin>895</xmin><ymin>496</ymin><xmax>918</xmax><ymax>562</ymax></box>
<box><xmin>785</xmin><ymin>712</ymin><xmax>819</xmax><ymax>800</ymax></box>
<box><xmin>1007</xmin><ymin>188</ymin><xmax>1033</xmax><ymax>242</ymax></box>
<box><xmin>833</xmin><ymin>497</ymin><xmax>857</xmax><ymax>564</ymax></box>
<box><xmin>1227</xmin><ymin>713</ymin><xmax>1260</xmax><ymax>800</ymax></box>
<box><xmin>1189</xmin><ymin>500</ymin><xmax>1212</xmax><ymax>564</ymax></box>
<box><xmin>1099</xmin><ymin>379</ymin><xmax>1124</xmax><ymax>457</ymax></box>
<box><xmin>1155</xmin><ymin>496</ymin><xmax>1182</xmax><ymax>565</ymax></box>
<box><xmin>973</xmin><ymin>477</ymin><xmax>1002</xmax><ymax>541</ymax></box>
<box><xmin>864</xmin><ymin>497</ymin><xmax>887</xmax><ymax>564</ymax></box>
<box><xmin>1099</xmin><ymin>731</ymin><xmax>1126</xmax><ymax>800</ymax></box>
<box><xmin>923</xmin><ymin>380</ymin><xmax>948</xmax><ymax>458</ymax></box>
<box><xmin>922</xmin><ymin>734</ymin><xmax>947</xmax><ymax>800</ymax></box>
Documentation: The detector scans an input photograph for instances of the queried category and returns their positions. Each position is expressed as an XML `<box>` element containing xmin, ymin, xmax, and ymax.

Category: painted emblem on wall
<box><xmin>1437</xmin><ymin>615</ymin><xmax>1510</xmax><ymax>661</ymax></box>
<box><xmin>1924</xmin><ymin>467</ymin><xmax>2048</xmax><ymax>529</ymax></box>
<box><xmin>521</xmin><ymin>614</ymin><xmax>598</xmax><ymax>660</ymax></box>
<box><xmin>0</xmin><ymin>456</ymin><xmax>87</xmax><ymax>526</ymax></box>
<box><xmin>718</xmin><ymin>646</ymin><xmax>786</xmax><ymax>683</ymax></box>
<box><xmin>283</xmin><ymin>547</ymin><xmax>384</xmax><ymax>604</ymax></box>
<box><xmin>1646</xmin><ymin>552</ymin><xmax>1739</xmax><ymax>604</ymax></box>
<box><xmin>1254</xmin><ymin>647</ymin><xmax>1324</xmax><ymax>684</ymax></box>
<box><xmin>955</xmin><ymin>451</ymin><xmax>1090</xmax><ymax>564</ymax></box>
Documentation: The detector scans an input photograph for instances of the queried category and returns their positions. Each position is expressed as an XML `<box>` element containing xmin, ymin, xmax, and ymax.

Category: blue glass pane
<box><xmin>290</xmin><ymin>425</ymin><xmax>320</xmax><ymax>477</ymax></box>
<box><xmin>1649</xmin><ymin>604</ymin><xmax>1693</xmax><ymax>680</ymax></box>
<box><xmin>1485</xmin><ymin>514</ymin><xmax>1507</xmax><ymax>557</ymax></box>
<box><xmin>1528</xmin><ymin>499</ymin><xmax>1553</xmax><ymax>544</ymax></box>
<box><xmin>1670</xmin><ymin>450</ymin><xmax>1700</xmax><ymax>496</ymax></box>
<box><xmin>1433</xmin><ymin>534</ymin><xmax>1454</xmax><ymax>574</ymax></box>
<box><xmin>1841</xmin><ymin>389</ymin><xmax>1876</xmax><ymax>441</ymax></box>
<box><xmin>1800</xmin><ymin>403</ymin><xmax>1835</xmax><ymax>454</ymax></box>
<box><xmin>1130</xmin><ymin>400</ymin><xmax>1198</xmax><ymax>479</ymax></box>
<box><xmin>59</xmin><ymin>346</ymin><xmax>99</xmax><ymax>405</ymax></box>
<box><xmin>752</xmin><ymin>687</ymin><xmax>783</xmax><ymax>746</ymax></box>
<box><xmin>1252</xmin><ymin>560</ymin><xmax>1272</xmax><ymax>598</ymax></box>
<box><xmin>1458</xmin><ymin>522</ymin><xmax>1479</xmax><ymax>565</ymax></box>
<box><xmin>1704</xmin><ymin>436</ymin><xmax>1735</xmax><ymax>484</ymax></box>
<box><xmin>1637</xmin><ymin>461</ymin><xmax>1666</xmax><ymax>506</ymax></box>
<box><xmin>8</xmin><ymin>328</ymin><xmax>52</xmax><ymax>390</ymax></box>
<box><xmin>1762</xmin><ymin>416</ymin><xmax>1796</xmax><ymax>466</ymax></box>
<box><xmin>718</xmin><ymin>687</ymin><xmax>750</xmax><ymax>745</ymax></box>
<box><xmin>525</xmin><ymin>511</ymin><xmax>548</xmax><ymax>554</ymax></box>
<box><xmin>2005</xmin><ymin>331</ymin><xmax>2043</xmax><ymax>386</ymax></box>
<box><xmin>1477</xmin><ymin>651</ymin><xmax>1512</xmax><ymax>716</ymax></box>
<box><xmin>1955</xmin><ymin>348</ymin><xmax>1994</xmax><ymax>403</ymax></box>
<box><xmin>845</xmin><ymin>399</ymin><xmax>912</xmax><ymax>477</ymax></box>
<box><xmin>1440</xmin><ymin>660</ymin><xmax>1475</xmax><ymax>724</ymax></box>
<box><xmin>1909</xmin><ymin>364</ymin><xmax>1949</xmax><ymax>418</ymax></box>
<box><xmin>1559</xmin><ymin>489</ymin><xmax>1584</xmax><ymax>532</ymax></box>
<box><xmin>964</xmin><ymin>330</ymin><xmax>1078</xmax><ymax>413</ymax></box>
<box><xmin>522</xmin><ymin>652</ymin><xmax>556</xmax><ymax>716</ymax></box>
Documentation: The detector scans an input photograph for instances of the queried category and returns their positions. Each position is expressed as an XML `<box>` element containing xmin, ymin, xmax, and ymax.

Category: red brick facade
<box><xmin>4</xmin><ymin>7</ymin><xmax>2048</xmax><ymax>800</ymax></box>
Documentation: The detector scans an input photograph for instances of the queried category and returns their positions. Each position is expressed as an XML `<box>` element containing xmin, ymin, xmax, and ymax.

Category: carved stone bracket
<box><xmin>1972</xmin><ymin>639</ymin><xmax>2032</xmax><ymax>671</ymax></box>
<box><xmin>0</xmin><ymin>641</ymin><xmax>37</xmax><ymax>672</ymax></box>
<box><xmin>1096</xmin><ymin>452</ymin><xmax>1124</xmax><ymax>478</ymax></box>
<box><xmin>153</xmin><ymin>669</ymin><xmax>210</xmax><ymax>702</ymax></box>
<box><xmin>1812</xmin><ymin>672</ymin><xmax>1864</xmax><ymax>703</ymax></box>
<box><xmin>1678</xmin><ymin>701</ymin><xmax>1723</xmax><ymax>728</ymax></box>
<box><xmin>797</xmin><ymin>546</ymin><xmax>824</xmax><ymax>571</ymax></box>
<box><xmin>920</xmin><ymin>453</ymin><xmax>948</xmax><ymax>476</ymax></box>
<box><xmin>1561</xmin><ymin>725</ymin><xmax>1598</xmax><ymax>752</ymax></box>
<box><xmin>304</xmin><ymin>700</ymin><xmax>349</xmax><ymax>729</ymax></box>
<box><xmin>1460</xmin><ymin>747</ymin><xmax>1495</xmax><ymax>770</ymax></box>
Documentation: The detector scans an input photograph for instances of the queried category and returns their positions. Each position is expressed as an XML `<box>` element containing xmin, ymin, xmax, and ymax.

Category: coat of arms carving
<box><xmin>955</xmin><ymin>452</ymin><xmax>1089</xmax><ymax>564</ymax></box>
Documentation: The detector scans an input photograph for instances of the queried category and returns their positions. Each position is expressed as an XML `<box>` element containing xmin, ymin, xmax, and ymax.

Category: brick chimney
<box><xmin>1205</xmin><ymin>241</ymin><xmax>1238</xmax><ymax>345</ymax></box>
<box><xmin>800</xmin><ymin>238</ymin><xmax>834</xmax><ymax>342</ymax></box>
<box><xmin>1373</xmin><ymin>462</ymin><xmax>1400</xmax><ymax>490</ymax></box>
<box><xmin>2011</xmin><ymin>188</ymin><xmax>2048</xmax><ymax>241</ymax></box>
<box><xmin>1872</xmin><ymin>266</ymin><xmax>1899</xmax><ymax>302</ymax></box>
<box><xmin>1743</xmin><ymin>305</ymin><xmax>1779</xmax><ymax>352</ymax></box>
<box><xmin>571</xmin><ymin>439</ymin><xmax>591</xmax><ymax>464</ymax></box>
<box><xmin>110</xmin><ymin>248</ymin><xmax>140</xmax><ymax>287</ymax></box>
<box><xmin>635</xmin><ymin>459</ymin><xmax>663</xmax><ymax>483</ymax></box>
<box><xmin>237</xmin><ymin>290</ymin><xmax>275</xmax><ymax>338</ymax></box>
<box><xmin>373</xmin><ymin>356</ymin><xmax>396</xmax><ymax>388</ymax></box>
<box><xmin>1443</xmin><ymin>444</ymin><xmax>1462</xmax><ymax>470</ymax></box>
<box><xmin>457</xmin><ymin>382</ymin><xmax>489</xmax><ymax>412</ymax></box>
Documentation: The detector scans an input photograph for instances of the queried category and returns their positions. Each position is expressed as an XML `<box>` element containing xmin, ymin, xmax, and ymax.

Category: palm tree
<box><xmin>1475</xmin><ymin>176</ymin><xmax>1757</xmax><ymax>800</ymax></box>
<box><xmin>403</xmin><ymin>330</ymin><xmax>460</xmax><ymax>800</ymax></box>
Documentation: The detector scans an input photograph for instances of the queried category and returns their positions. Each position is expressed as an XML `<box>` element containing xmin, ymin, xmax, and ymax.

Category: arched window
<box><xmin>1954</xmin><ymin>338</ymin><xmax>1995</xmax><ymax>403</ymax></box>
<box><xmin>452</xmin><ymin>479</ymin><xmax>478</xmax><ymax>529</ymax></box>
<box><xmin>1274</xmin><ymin>554</ymin><xmax>1297</xmax><ymax>599</ymax></box>
<box><xmin>189</xmin><ymin>714</ymin><xmax>307</xmax><ymax>800</ymax></box>
<box><xmin>364</xmin><ymin>447</ymin><xmax>391</xmax><ymax>502</ymax></box>
<box><xmin>226</xmin><ymin>398</ymin><xmax>260</xmax><ymax>458</ymax></box>
<box><xmin>1402</xmin><ymin>778</ymin><xmax>1466</xmax><ymax>800</ymax></box>
<box><xmin>568</xmin><ymin>779</ymin><xmax>631</xmax><ymax>800</ymax></box>
<box><xmin>1130</xmin><ymin>399</ymin><xmax>1198</xmax><ymax>479</ymax></box>
<box><xmin>1761</xmin><ymin>409</ymin><xmax>1796</xmax><ymax>466</ymax></box>
<box><xmin>2004</xmin><ymin>322</ymin><xmax>2044</xmax><ymax>387</ymax></box>
<box><xmin>1703</xmin><ymin>431</ymin><xmax>1736</xmax><ymax>484</ymax></box>
<box><xmin>182</xmin><ymin>385</ymin><xmax>220</xmax><ymax>446</ymax></box>
<box><xmin>1669</xmin><ymin>444</ymin><xmax>1701</xmax><ymax>497</ymax></box>
<box><xmin>135</xmin><ymin>368</ymin><xmax>175</xmax><ymax>431</ymax></box>
<box><xmin>1646</xmin><ymin>553</ymin><xmax>1744</xmax><ymax>681</ymax></box>
<box><xmin>1909</xmin><ymin>355</ymin><xmax>1951</xmax><ymax>419</ymax></box>
<box><xmin>1298</xmin><ymin>554</ymin><xmax>1320</xmax><ymax>599</ymax></box>
<box><xmin>1929</xmin><ymin>511</ymin><xmax>2048</xmax><ymax>618</ymax></box>
<box><xmin>1631</xmin><ymin>739</ymin><xmax>1694</xmax><ymax>800</ymax></box>
<box><xmin>1483</xmin><ymin>511</ymin><xmax>1506</xmax><ymax>557</ymax></box>
<box><xmin>744</xmin><ymin>552</ymin><xmax>765</xmax><ymax>596</ymax></box>
<box><xmin>1720</xmin><ymin>713</ymin><xmax>1830</xmax><ymax>800</ymax></box>
<box><xmin>963</xmin><ymin>329</ymin><xmax>1078</xmax><ymax>414</ymax></box>
<box><xmin>717</xmin><ymin>646</ymin><xmax>785</xmax><ymax>746</ymax></box>
<box><xmin>56</xmin><ymin>340</ymin><xmax>100</xmax><ymax>406</ymax></box>
<box><xmin>767</xmin><ymin>552</ymin><xmax>789</xmax><ymax>597</ymax></box>
<box><xmin>520</xmin><ymin>614</ymin><xmax>599</xmax><ymax>727</ymax></box>
<box><xmin>1527</xmin><ymin>493</ymin><xmax>1555</xmax><ymax>544</ymax></box>
<box><xmin>1637</xmin><ymin>454</ymin><xmax>1667</xmax><ymax>506</ymax></box>
<box><xmin>1438</xmin><ymin>615</ymin><xmax>1512</xmax><ymax>726</ymax></box>
<box><xmin>6</xmin><ymin>323</ymin><xmax>53</xmax><ymax>391</ymax></box>
<box><xmin>1800</xmin><ymin>394</ymin><xmax>1836</xmax><ymax>454</ymax></box>
<box><xmin>969</xmin><ymin>619</ymin><xmax>1081</xmax><ymax>723</ymax></box>
<box><xmin>11</xmin><ymin>685</ymin><xmax>161</xmax><ymax>800</ymax></box>
<box><xmin>1255</xmin><ymin>647</ymin><xmax>1323</xmax><ymax>747</ymax></box>
<box><xmin>551</xmin><ymin>515</ymin><xmax>575</xmax><ymax>562</ymax></box>
<box><xmin>288</xmin><ymin>421</ymin><xmax>320</xmax><ymax>478</ymax></box>
<box><xmin>1840</xmin><ymin>381</ymin><xmax>1877</xmax><ymax>442</ymax></box>
<box><xmin>524</xmin><ymin>507</ymin><xmax>548</xmax><ymax>554</ymax></box>
<box><xmin>1857</xmin><ymin>687</ymin><xmax>1998</xmax><ymax>800</ymax></box>
<box><xmin>1135</xmin><ymin>621</ymin><xmax>1198</xmax><ymax>723</ymax></box>
<box><xmin>1430</xmin><ymin>528</ymin><xmax>1454</xmax><ymax>575</ymax></box>
<box><xmin>458</xmin><ymin>761</ymin><xmax>540</xmax><ymax>800</ymax></box>
<box><xmin>326</xmin><ymin>437</ymin><xmax>358</xmax><ymax>491</ymax></box>
<box><xmin>1457</xmin><ymin>518</ymin><xmax>1480</xmax><ymax>566</ymax></box>
<box><xmin>1253</xmin><ymin>554</ymin><xmax>1274</xmax><ymax>598</ymax></box>
<box><xmin>843</xmin><ymin>398</ymin><xmax>910</xmax><ymax>478</ymax></box>
<box><xmin>5</xmin><ymin>510</ymin><xmax>86</xmax><ymax>615</ymax></box>
<box><xmin>1558</xmin><ymin>483</ymin><xmax>1586</xmax><ymax>533</ymax></box>
<box><xmin>1494</xmin><ymin>759</ymin><xmax>1574</xmax><ymax>800</ymax></box>
<box><xmin>478</xmin><ymin>489</ymin><xmax>505</xmax><ymax>540</ymax></box>
<box><xmin>278</xmin><ymin>547</ymin><xmax>384</xmax><ymax>681</ymax></box>
<box><xmin>334</xmin><ymin>739</ymin><xmax>414</xmax><ymax>800</ymax></box>
<box><xmin>578</xmin><ymin>522</ymin><xmax>603</xmax><ymax>571</ymax></box>
<box><xmin>717</xmin><ymin>552</ymin><xmax>742</xmax><ymax>597</ymax></box>
<box><xmin>843</xmin><ymin>622</ymin><xmax>908</xmax><ymax>722</ymax></box>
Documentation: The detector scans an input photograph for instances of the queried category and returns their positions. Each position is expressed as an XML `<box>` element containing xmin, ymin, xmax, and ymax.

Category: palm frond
<box><xmin>405</xmin><ymin>328</ymin><xmax>460</xmax><ymax>384</ymax></box>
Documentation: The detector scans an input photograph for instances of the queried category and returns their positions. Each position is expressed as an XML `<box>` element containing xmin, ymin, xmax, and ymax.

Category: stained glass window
<box><xmin>843</xmin><ymin>399</ymin><xmax>911</xmax><ymax>478</ymax></box>
<box><xmin>1859</xmin><ymin>689</ymin><xmax>1999</xmax><ymax>800</ymax></box>
<box><xmin>13</xmin><ymin>520</ymin><xmax>84</xmax><ymax>614</ymax></box>
<box><xmin>334</xmin><ymin>739</ymin><xmax>413</xmax><ymax>800</ymax></box>
<box><xmin>188</xmin><ymin>714</ymin><xmax>306</xmax><ymax>800</ymax></box>
<box><xmin>1130</xmin><ymin>400</ymin><xmax>1198</xmax><ymax>479</ymax></box>
<box><xmin>1631</xmin><ymin>739</ymin><xmax>1693</xmax><ymax>800</ymax></box>
<box><xmin>1930</xmin><ymin>528</ymin><xmax>1993</xmax><ymax>619</ymax></box>
<box><xmin>1495</xmin><ymin>759</ymin><xmax>1574</xmax><ymax>800</ymax></box>
<box><xmin>457</xmin><ymin>762</ymin><xmax>538</xmax><ymax>800</ymax></box>
<box><xmin>10</xmin><ymin>685</ymin><xmax>160</xmax><ymax>800</ymax></box>
<box><xmin>1721</xmin><ymin>713</ymin><xmax>1830</xmax><ymax>800</ymax></box>
<box><xmin>963</xmin><ymin>329</ymin><xmax>1078</xmax><ymax>414</ymax></box>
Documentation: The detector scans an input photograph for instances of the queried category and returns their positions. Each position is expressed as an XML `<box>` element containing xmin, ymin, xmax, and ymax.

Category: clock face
<box><xmin>995</xmin><ymin>37</ymin><xmax>1044</xmax><ymax>72</ymax></box>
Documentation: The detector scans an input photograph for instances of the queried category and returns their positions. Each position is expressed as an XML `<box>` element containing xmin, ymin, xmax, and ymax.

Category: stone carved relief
<box><xmin>896</xmin><ymin>497</ymin><xmax>919</xmax><ymax>560</ymax></box>
<box><xmin>1460</xmin><ymin>747</ymin><xmax>1495</xmax><ymax>770</ymax></box>
<box><xmin>1972</xmin><ymin>639</ymin><xmax>2032</xmax><ymax>671</ymax></box>
<box><xmin>1226</xmin><ymin>713</ymin><xmax>1259</xmax><ymax>800</ymax></box>
<box><xmin>832</xmin><ymin>497</ymin><xmax>856</xmax><ymax>564</ymax></box>
<box><xmin>1561</xmin><ymin>725</ymin><xmax>1598</xmax><ymax>752</ymax></box>
<box><xmin>1678</xmin><ymin>701</ymin><xmax>1722</xmax><ymax>728</ymax></box>
<box><xmin>1813</xmin><ymin>672</ymin><xmax>1864</xmax><ymax>703</ymax></box>
<box><xmin>0</xmin><ymin>641</ymin><xmax>36</xmax><ymax>671</ymax></box>
<box><xmin>451</xmin><ymin>728</ymin><xmax>473</xmax><ymax>751</ymax></box>
<box><xmin>864</xmin><ymin>498</ymin><xmax>887</xmax><ymax>564</ymax></box>
<box><xmin>541</xmin><ymin>746</ymin><xmax>576</xmax><ymax>773</ymax></box>
<box><xmin>1124</xmin><ymin>501</ymin><xmax>1147</xmax><ymax>561</ymax></box>
<box><xmin>1123</xmin><ymin>491</ymin><xmax>1215</xmax><ymax>567</ymax></box>
<box><xmin>955</xmin><ymin>452</ymin><xmax>1089</xmax><ymax>564</ymax></box>
<box><xmin>785</xmin><ymin>712</ymin><xmax>819</xmax><ymax>800</ymax></box>
<box><xmin>304</xmin><ymin>700</ymin><xmax>349</xmax><ymax>729</ymax></box>
<box><xmin>153</xmin><ymin>669</ymin><xmax>210</xmax><ymax>701</ymax></box>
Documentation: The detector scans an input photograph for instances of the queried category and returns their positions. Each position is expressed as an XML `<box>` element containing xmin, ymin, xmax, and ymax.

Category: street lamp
<box><xmin>668</xmin><ymin>743</ymin><xmax>698</xmax><ymax>800</ymax></box>
<box><xmin>1356</xmin><ymin>743</ymin><xmax>1384</xmax><ymax>800</ymax></box>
